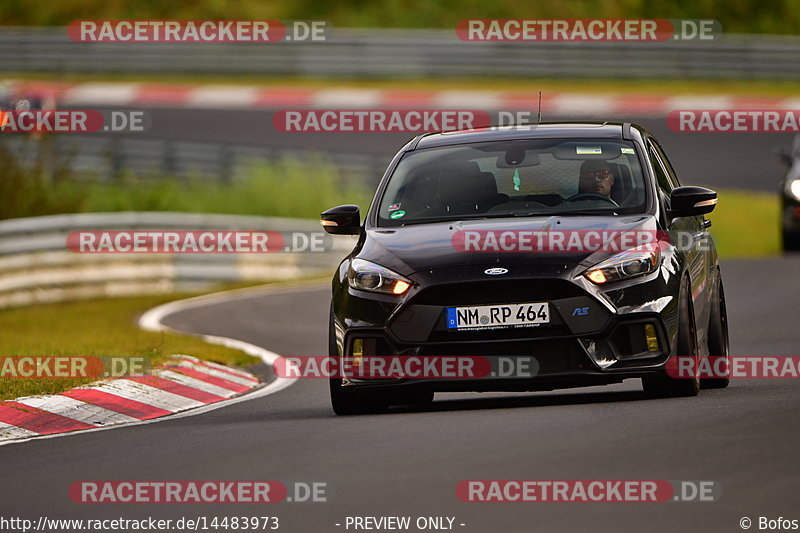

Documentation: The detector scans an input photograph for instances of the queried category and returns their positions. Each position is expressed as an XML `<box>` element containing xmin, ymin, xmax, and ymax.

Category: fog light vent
<box><xmin>352</xmin><ymin>339</ymin><xmax>364</xmax><ymax>366</ymax></box>
<box><xmin>644</xmin><ymin>324</ymin><xmax>659</xmax><ymax>352</ymax></box>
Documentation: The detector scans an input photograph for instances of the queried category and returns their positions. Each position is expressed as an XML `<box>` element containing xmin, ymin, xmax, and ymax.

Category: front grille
<box><xmin>415</xmin><ymin>339</ymin><xmax>588</xmax><ymax>374</ymax></box>
<box><xmin>410</xmin><ymin>279</ymin><xmax>585</xmax><ymax>307</ymax></box>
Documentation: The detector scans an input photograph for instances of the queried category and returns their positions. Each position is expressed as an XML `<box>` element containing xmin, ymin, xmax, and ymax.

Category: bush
<box><xmin>0</xmin><ymin>142</ymin><xmax>372</xmax><ymax>221</ymax></box>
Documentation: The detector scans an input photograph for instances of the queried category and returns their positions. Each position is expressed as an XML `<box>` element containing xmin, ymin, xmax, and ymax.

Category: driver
<box><xmin>578</xmin><ymin>160</ymin><xmax>615</xmax><ymax>199</ymax></box>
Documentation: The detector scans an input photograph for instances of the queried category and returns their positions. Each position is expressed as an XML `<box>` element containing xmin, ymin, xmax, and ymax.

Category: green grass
<box><xmin>0</xmin><ymin>290</ymin><xmax>266</xmax><ymax>401</ymax></box>
<box><xmin>0</xmin><ymin>143</ymin><xmax>373</xmax><ymax>221</ymax></box>
<box><xmin>81</xmin><ymin>160</ymin><xmax>372</xmax><ymax>218</ymax></box>
<box><xmin>710</xmin><ymin>188</ymin><xmax>780</xmax><ymax>258</ymax></box>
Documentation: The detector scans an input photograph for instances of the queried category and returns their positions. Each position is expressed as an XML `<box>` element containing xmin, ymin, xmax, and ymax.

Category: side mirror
<box><xmin>320</xmin><ymin>205</ymin><xmax>361</xmax><ymax>235</ymax></box>
<box><xmin>669</xmin><ymin>186</ymin><xmax>717</xmax><ymax>218</ymax></box>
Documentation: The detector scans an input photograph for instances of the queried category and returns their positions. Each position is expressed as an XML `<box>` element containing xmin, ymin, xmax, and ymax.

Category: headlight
<box><xmin>584</xmin><ymin>246</ymin><xmax>660</xmax><ymax>284</ymax></box>
<box><xmin>789</xmin><ymin>179</ymin><xmax>800</xmax><ymax>201</ymax></box>
<box><xmin>348</xmin><ymin>258</ymin><xmax>412</xmax><ymax>295</ymax></box>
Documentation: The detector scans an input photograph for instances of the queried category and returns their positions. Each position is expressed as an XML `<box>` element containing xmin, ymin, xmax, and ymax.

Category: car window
<box><xmin>376</xmin><ymin>139</ymin><xmax>647</xmax><ymax>226</ymax></box>
<box><xmin>647</xmin><ymin>140</ymin><xmax>673</xmax><ymax>195</ymax></box>
<box><xmin>651</xmin><ymin>141</ymin><xmax>681</xmax><ymax>187</ymax></box>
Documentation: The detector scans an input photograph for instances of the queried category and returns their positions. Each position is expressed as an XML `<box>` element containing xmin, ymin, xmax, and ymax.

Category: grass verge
<box><xmin>711</xmin><ymin>188</ymin><xmax>780</xmax><ymax>259</ymax></box>
<box><xmin>0</xmin><ymin>142</ymin><xmax>373</xmax><ymax>221</ymax></box>
<box><xmin>0</xmin><ymin>288</ymin><xmax>270</xmax><ymax>401</ymax></box>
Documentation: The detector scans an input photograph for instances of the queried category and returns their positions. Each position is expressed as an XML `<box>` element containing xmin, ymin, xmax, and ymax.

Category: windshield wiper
<box><xmin>553</xmin><ymin>210</ymin><xmax>619</xmax><ymax>216</ymax></box>
<box><xmin>478</xmin><ymin>212</ymin><xmax>550</xmax><ymax>219</ymax></box>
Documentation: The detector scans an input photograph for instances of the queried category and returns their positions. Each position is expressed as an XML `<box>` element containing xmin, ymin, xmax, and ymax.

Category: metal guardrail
<box><xmin>0</xmin><ymin>212</ymin><xmax>355</xmax><ymax>308</ymax></box>
<box><xmin>1</xmin><ymin>135</ymin><xmax>388</xmax><ymax>183</ymax></box>
<box><xmin>1</xmin><ymin>27</ymin><xmax>799</xmax><ymax>79</ymax></box>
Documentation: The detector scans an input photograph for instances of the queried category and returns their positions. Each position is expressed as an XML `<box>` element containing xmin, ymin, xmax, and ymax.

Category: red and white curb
<box><xmin>0</xmin><ymin>284</ymin><xmax>303</xmax><ymax>446</ymax></box>
<box><xmin>12</xmin><ymin>81</ymin><xmax>800</xmax><ymax>117</ymax></box>
<box><xmin>0</xmin><ymin>355</ymin><xmax>259</xmax><ymax>442</ymax></box>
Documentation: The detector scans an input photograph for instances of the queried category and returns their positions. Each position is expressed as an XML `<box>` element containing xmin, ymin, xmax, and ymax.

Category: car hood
<box><xmin>360</xmin><ymin>215</ymin><xmax>659</xmax><ymax>278</ymax></box>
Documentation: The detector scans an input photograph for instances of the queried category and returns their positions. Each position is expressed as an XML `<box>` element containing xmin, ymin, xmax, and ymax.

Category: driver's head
<box><xmin>578</xmin><ymin>160</ymin><xmax>615</xmax><ymax>197</ymax></box>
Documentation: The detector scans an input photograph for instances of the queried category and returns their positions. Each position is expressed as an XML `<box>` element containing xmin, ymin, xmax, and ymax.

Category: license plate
<box><xmin>446</xmin><ymin>302</ymin><xmax>549</xmax><ymax>330</ymax></box>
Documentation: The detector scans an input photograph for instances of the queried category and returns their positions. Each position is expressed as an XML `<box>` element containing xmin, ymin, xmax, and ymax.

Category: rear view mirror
<box><xmin>320</xmin><ymin>205</ymin><xmax>361</xmax><ymax>235</ymax></box>
<box><xmin>496</xmin><ymin>150</ymin><xmax>540</xmax><ymax>168</ymax></box>
<box><xmin>669</xmin><ymin>186</ymin><xmax>717</xmax><ymax>218</ymax></box>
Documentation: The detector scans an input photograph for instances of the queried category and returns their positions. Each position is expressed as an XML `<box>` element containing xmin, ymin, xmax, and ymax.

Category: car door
<box><xmin>648</xmin><ymin>138</ymin><xmax>712</xmax><ymax>345</ymax></box>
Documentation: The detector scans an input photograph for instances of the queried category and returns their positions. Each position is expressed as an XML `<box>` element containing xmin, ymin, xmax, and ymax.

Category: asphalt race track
<box><xmin>1</xmin><ymin>255</ymin><xmax>799</xmax><ymax>532</ymax></box>
<box><xmin>94</xmin><ymin>107</ymin><xmax>794</xmax><ymax>192</ymax></box>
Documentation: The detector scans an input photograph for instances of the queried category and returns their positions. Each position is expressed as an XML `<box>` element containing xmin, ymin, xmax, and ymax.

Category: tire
<box><xmin>702</xmin><ymin>274</ymin><xmax>730</xmax><ymax>389</ymax></box>
<box><xmin>643</xmin><ymin>276</ymin><xmax>700</xmax><ymax>398</ymax></box>
<box><xmin>329</xmin><ymin>379</ymin><xmax>388</xmax><ymax>415</ymax></box>
<box><xmin>328</xmin><ymin>306</ymin><xmax>388</xmax><ymax>415</ymax></box>
<box><xmin>389</xmin><ymin>389</ymin><xmax>434</xmax><ymax>407</ymax></box>
<box><xmin>782</xmin><ymin>228</ymin><xmax>800</xmax><ymax>252</ymax></box>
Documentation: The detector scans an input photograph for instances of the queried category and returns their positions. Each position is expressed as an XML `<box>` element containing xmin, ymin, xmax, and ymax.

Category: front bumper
<box><xmin>333</xmin><ymin>270</ymin><xmax>681</xmax><ymax>393</ymax></box>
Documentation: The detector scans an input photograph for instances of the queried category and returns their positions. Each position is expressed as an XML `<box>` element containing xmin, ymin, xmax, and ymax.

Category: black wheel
<box><xmin>329</xmin><ymin>379</ymin><xmax>388</xmax><ymax>415</ymax></box>
<box><xmin>389</xmin><ymin>389</ymin><xmax>434</xmax><ymax>407</ymax></box>
<box><xmin>643</xmin><ymin>276</ymin><xmax>700</xmax><ymax>398</ymax></box>
<box><xmin>328</xmin><ymin>306</ymin><xmax>387</xmax><ymax>415</ymax></box>
<box><xmin>782</xmin><ymin>228</ymin><xmax>800</xmax><ymax>252</ymax></box>
<box><xmin>702</xmin><ymin>274</ymin><xmax>730</xmax><ymax>389</ymax></box>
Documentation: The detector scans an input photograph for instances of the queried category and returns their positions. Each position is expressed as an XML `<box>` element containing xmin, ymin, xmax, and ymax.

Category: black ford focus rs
<box><xmin>321</xmin><ymin>123</ymin><xmax>729</xmax><ymax>415</ymax></box>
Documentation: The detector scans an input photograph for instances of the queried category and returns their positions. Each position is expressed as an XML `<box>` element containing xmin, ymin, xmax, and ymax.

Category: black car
<box><xmin>321</xmin><ymin>123</ymin><xmax>729</xmax><ymax>415</ymax></box>
<box><xmin>777</xmin><ymin>135</ymin><xmax>800</xmax><ymax>251</ymax></box>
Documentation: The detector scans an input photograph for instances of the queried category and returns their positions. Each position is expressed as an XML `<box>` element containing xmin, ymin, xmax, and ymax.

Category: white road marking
<box><xmin>313</xmin><ymin>89</ymin><xmax>382</xmax><ymax>108</ymax></box>
<box><xmin>168</xmin><ymin>360</ymin><xmax>259</xmax><ymax>386</ymax></box>
<box><xmin>174</xmin><ymin>355</ymin><xmax>259</xmax><ymax>381</ymax></box>
<box><xmin>89</xmin><ymin>379</ymin><xmax>205</xmax><ymax>412</ymax></box>
<box><xmin>16</xmin><ymin>396</ymin><xmax>140</xmax><ymax>426</ymax></box>
<box><xmin>155</xmin><ymin>369</ymin><xmax>238</xmax><ymax>398</ymax></box>
<box><xmin>62</xmin><ymin>83</ymin><xmax>139</xmax><ymax>106</ymax></box>
<box><xmin>0</xmin><ymin>421</ymin><xmax>39</xmax><ymax>440</ymax></box>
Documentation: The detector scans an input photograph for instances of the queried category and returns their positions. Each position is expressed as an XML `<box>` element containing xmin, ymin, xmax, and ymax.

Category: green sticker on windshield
<box><xmin>513</xmin><ymin>169</ymin><xmax>521</xmax><ymax>191</ymax></box>
<box><xmin>621</xmin><ymin>147</ymin><xmax>635</xmax><ymax>154</ymax></box>
<box><xmin>390</xmin><ymin>210</ymin><xmax>406</xmax><ymax>219</ymax></box>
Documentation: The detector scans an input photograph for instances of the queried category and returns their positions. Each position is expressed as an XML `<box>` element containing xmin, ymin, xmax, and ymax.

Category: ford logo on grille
<box><xmin>484</xmin><ymin>267</ymin><xmax>509</xmax><ymax>276</ymax></box>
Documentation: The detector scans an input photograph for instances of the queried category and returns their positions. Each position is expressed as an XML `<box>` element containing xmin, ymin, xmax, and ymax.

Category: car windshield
<box><xmin>377</xmin><ymin>138</ymin><xmax>648</xmax><ymax>226</ymax></box>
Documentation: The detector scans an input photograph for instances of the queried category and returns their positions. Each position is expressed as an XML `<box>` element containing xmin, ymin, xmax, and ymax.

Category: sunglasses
<box><xmin>580</xmin><ymin>169</ymin><xmax>613</xmax><ymax>180</ymax></box>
